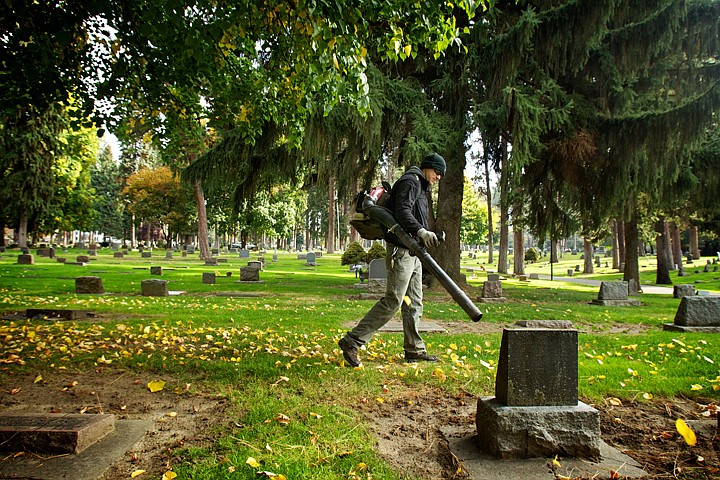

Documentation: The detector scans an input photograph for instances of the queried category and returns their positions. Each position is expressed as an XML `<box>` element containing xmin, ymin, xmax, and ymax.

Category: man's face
<box><xmin>423</xmin><ymin>168</ymin><xmax>443</xmax><ymax>185</ymax></box>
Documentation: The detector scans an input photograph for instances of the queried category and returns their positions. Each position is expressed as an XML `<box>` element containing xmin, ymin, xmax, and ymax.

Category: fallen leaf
<box><xmin>147</xmin><ymin>380</ymin><xmax>166</xmax><ymax>393</ymax></box>
<box><xmin>246</xmin><ymin>457</ymin><xmax>261</xmax><ymax>468</ymax></box>
<box><xmin>552</xmin><ymin>454</ymin><xmax>562</xmax><ymax>467</ymax></box>
<box><xmin>676</xmin><ymin>419</ymin><xmax>697</xmax><ymax>446</ymax></box>
<box><xmin>161</xmin><ymin>471</ymin><xmax>177</xmax><ymax>480</ymax></box>
<box><xmin>130</xmin><ymin>470</ymin><xmax>146</xmax><ymax>478</ymax></box>
<box><xmin>34</xmin><ymin>374</ymin><xmax>43</xmax><ymax>384</ymax></box>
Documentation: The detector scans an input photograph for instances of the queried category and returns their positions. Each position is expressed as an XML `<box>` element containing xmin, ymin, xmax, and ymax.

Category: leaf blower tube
<box><xmin>361</xmin><ymin>195</ymin><xmax>484</xmax><ymax>323</ymax></box>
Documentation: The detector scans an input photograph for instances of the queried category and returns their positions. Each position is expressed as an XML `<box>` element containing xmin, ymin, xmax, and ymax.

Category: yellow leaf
<box><xmin>552</xmin><ymin>454</ymin><xmax>562</xmax><ymax>467</ymax></box>
<box><xmin>147</xmin><ymin>380</ymin><xmax>166</xmax><ymax>393</ymax></box>
<box><xmin>34</xmin><ymin>374</ymin><xmax>43</xmax><ymax>384</ymax></box>
<box><xmin>642</xmin><ymin>392</ymin><xmax>653</xmax><ymax>400</ymax></box>
<box><xmin>403</xmin><ymin>45</ymin><xmax>412</xmax><ymax>57</ymax></box>
<box><xmin>131</xmin><ymin>470</ymin><xmax>146</xmax><ymax>478</ymax></box>
<box><xmin>162</xmin><ymin>471</ymin><xmax>177</xmax><ymax>480</ymax></box>
<box><xmin>676</xmin><ymin>418</ymin><xmax>697</xmax><ymax>446</ymax></box>
<box><xmin>691</xmin><ymin>384</ymin><xmax>703</xmax><ymax>391</ymax></box>
<box><xmin>246</xmin><ymin>456</ymin><xmax>261</xmax><ymax>468</ymax></box>
<box><xmin>607</xmin><ymin>397</ymin><xmax>622</xmax><ymax>406</ymax></box>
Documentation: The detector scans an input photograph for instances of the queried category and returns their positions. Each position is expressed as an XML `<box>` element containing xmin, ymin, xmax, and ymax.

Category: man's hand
<box><xmin>417</xmin><ymin>228</ymin><xmax>440</xmax><ymax>248</ymax></box>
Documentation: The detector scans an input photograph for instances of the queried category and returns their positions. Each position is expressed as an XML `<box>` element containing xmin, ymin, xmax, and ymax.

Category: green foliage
<box><xmin>460</xmin><ymin>176</ymin><xmax>490</xmax><ymax>246</ymax></box>
<box><xmin>524</xmin><ymin>246</ymin><xmax>541</xmax><ymax>263</ymax></box>
<box><xmin>341</xmin><ymin>241</ymin><xmax>366</xmax><ymax>265</ymax></box>
<box><xmin>366</xmin><ymin>241</ymin><xmax>387</xmax><ymax>262</ymax></box>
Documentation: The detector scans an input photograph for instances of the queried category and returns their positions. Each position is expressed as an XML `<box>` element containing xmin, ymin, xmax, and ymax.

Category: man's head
<box><xmin>420</xmin><ymin>152</ymin><xmax>446</xmax><ymax>184</ymax></box>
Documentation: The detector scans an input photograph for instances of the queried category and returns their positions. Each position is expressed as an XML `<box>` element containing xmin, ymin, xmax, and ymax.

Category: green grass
<box><xmin>1</xmin><ymin>246</ymin><xmax>719</xmax><ymax>478</ymax></box>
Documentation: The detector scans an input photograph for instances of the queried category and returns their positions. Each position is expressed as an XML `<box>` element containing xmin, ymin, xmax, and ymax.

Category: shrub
<box><xmin>341</xmin><ymin>242</ymin><xmax>366</xmax><ymax>265</ymax></box>
<box><xmin>524</xmin><ymin>247</ymin><xmax>541</xmax><ymax>263</ymax></box>
<box><xmin>366</xmin><ymin>242</ymin><xmax>387</xmax><ymax>262</ymax></box>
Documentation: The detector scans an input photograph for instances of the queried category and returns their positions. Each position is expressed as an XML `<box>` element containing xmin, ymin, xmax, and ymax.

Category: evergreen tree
<box><xmin>91</xmin><ymin>143</ymin><xmax>125</xmax><ymax>240</ymax></box>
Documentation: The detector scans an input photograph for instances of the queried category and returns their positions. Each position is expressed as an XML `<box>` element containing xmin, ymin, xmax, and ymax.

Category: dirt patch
<box><xmin>1</xmin><ymin>371</ymin><xmax>718</xmax><ymax>479</ymax></box>
<box><xmin>357</xmin><ymin>387</ymin><xmax>720</xmax><ymax>480</ymax></box>
<box><xmin>0</xmin><ymin>368</ymin><xmax>229</xmax><ymax>479</ymax></box>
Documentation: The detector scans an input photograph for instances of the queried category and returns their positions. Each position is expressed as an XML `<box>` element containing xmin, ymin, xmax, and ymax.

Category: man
<box><xmin>338</xmin><ymin>152</ymin><xmax>446</xmax><ymax>367</ymax></box>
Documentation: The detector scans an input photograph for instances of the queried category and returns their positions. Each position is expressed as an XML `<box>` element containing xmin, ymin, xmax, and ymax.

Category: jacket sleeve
<box><xmin>391</xmin><ymin>177</ymin><xmax>424</xmax><ymax>235</ymax></box>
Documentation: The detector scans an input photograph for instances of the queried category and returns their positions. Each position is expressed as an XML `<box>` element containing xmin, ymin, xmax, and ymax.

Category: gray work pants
<box><xmin>345</xmin><ymin>246</ymin><xmax>426</xmax><ymax>354</ymax></box>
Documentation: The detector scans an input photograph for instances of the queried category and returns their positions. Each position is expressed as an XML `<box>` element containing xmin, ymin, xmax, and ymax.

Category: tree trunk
<box><xmin>193</xmin><ymin>179</ymin><xmax>211</xmax><ymax>260</ymax></box>
<box><xmin>583</xmin><ymin>237</ymin><xmax>594</xmax><ymax>273</ymax></box>
<box><xmin>550</xmin><ymin>239</ymin><xmax>558</xmax><ymax>263</ymax></box>
<box><xmin>17</xmin><ymin>208</ymin><xmax>28</xmax><ymax>248</ymax></box>
<box><xmin>435</xmin><ymin>147</ymin><xmax>466</xmax><ymax>285</ymax></box>
<box><xmin>655</xmin><ymin>218</ymin><xmax>673</xmax><ymax>284</ymax></box>
<box><xmin>623</xmin><ymin>212</ymin><xmax>642</xmax><ymax>294</ymax></box>
<box><xmin>484</xmin><ymin>149</ymin><xmax>494</xmax><ymax>264</ymax></box>
<box><xmin>611</xmin><ymin>220</ymin><xmax>619</xmax><ymax>269</ymax></box>
<box><xmin>689</xmin><ymin>224</ymin><xmax>700</xmax><ymax>259</ymax></box>
<box><xmin>327</xmin><ymin>178</ymin><xmax>336</xmax><ymax>254</ymax></box>
<box><xmin>513</xmin><ymin>227</ymin><xmax>525</xmax><ymax>276</ymax></box>
<box><xmin>497</xmin><ymin>140</ymin><xmax>509</xmax><ymax>274</ymax></box>
<box><xmin>670</xmin><ymin>223</ymin><xmax>682</xmax><ymax>269</ymax></box>
<box><xmin>617</xmin><ymin>219</ymin><xmax>625</xmax><ymax>265</ymax></box>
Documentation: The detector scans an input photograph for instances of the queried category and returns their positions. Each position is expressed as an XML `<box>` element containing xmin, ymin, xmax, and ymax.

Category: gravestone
<box><xmin>590</xmin><ymin>281</ymin><xmax>640</xmax><ymax>306</ymax></box>
<box><xmin>239</xmin><ymin>249</ymin><xmax>250</xmax><ymax>258</ymax></box>
<box><xmin>673</xmin><ymin>284</ymin><xmax>696</xmax><ymax>298</ymax></box>
<box><xmin>113</xmin><ymin>252</ymin><xmax>124</xmax><ymax>258</ymax></box>
<box><xmin>17</xmin><ymin>254</ymin><xmax>34</xmax><ymax>265</ymax></box>
<box><xmin>141</xmin><ymin>252</ymin><xmax>152</xmax><ymax>258</ymax></box>
<box><xmin>478</xmin><ymin>280</ymin><xmax>506</xmax><ymax>303</ymax></box>
<box><xmin>305</xmin><ymin>252</ymin><xmax>317</xmax><ymax>266</ymax></box>
<box><xmin>575</xmin><ymin>265</ymin><xmax>580</xmax><ymax>272</ymax></box>
<box><xmin>88</xmin><ymin>249</ymin><xmax>97</xmax><ymax>256</ymax></box>
<box><xmin>476</xmin><ymin>327</ymin><xmax>600</xmax><ymax>459</ymax></box>
<box><xmin>187</xmin><ymin>246</ymin><xmax>195</xmax><ymax>254</ymax></box>
<box><xmin>487</xmin><ymin>273</ymin><xmax>500</xmax><ymax>282</ymax></box>
<box><xmin>248</xmin><ymin>260</ymin><xmax>263</xmax><ymax>270</ymax></box>
<box><xmin>202</xmin><ymin>272</ymin><xmax>216</xmax><ymax>284</ymax></box>
<box><xmin>566</xmin><ymin>269</ymin><xmax>574</xmax><ymax>276</ymax></box>
<box><xmin>150</xmin><ymin>266</ymin><xmax>162</xmax><ymax>275</ymax></box>
<box><xmin>165</xmin><ymin>251</ymin><xmax>173</xmax><ymax>259</ymax></box>
<box><xmin>664</xmin><ymin>296</ymin><xmax>720</xmax><ymax>332</ymax></box>
<box><xmin>518</xmin><ymin>274</ymin><xmax>528</xmax><ymax>281</ymax></box>
<box><xmin>367</xmin><ymin>258</ymin><xmax>387</xmax><ymax>294</ymax></box>
<box><xmin>297</xmin><ymin>253</ymin><xmax>307</xmax><ymax>260</ymax></box>
<box><xmin>240</xmin><ymin>266</ymin><xmax>261</xmax><ymax>282</ymax></box>
<box><xmin>20</xmin><ymin>246</ymin><xmax>30</xmax><ymax>254</ymax></box>
<box><xmin>272</xmin><ymin>251</ymin><xmax>278</xmax><ymax>262</ymax></box>
<box><xmin>56</xmin><ymin>257</ymin><xmax>67</xmax><ymax>263</ymax></box>
<box><xmin>75</xmin><ymin>276</ymin><xmax>104</xmax><ymax>294</ymax></box>
<box><xmin>0</xmin><ymin>413</ymin><xmax>115</xmax><ymax>454</ymax></box>
<box><xmin>205</xmin><ymin>257</ymin><xmax>218</xmax><ymax>266</ymax></box>
<box><xmin>211</xmin><ymin>248</ymin><xmax>219</xmax><ymax>256</ymax></box>
<box><xmin>141</xmin><ymin>279</ymin><xmax>168</xmax><ymax>296</ymax></box>
<box><xmin>182</xmin><ymin>251</ymin><xmax>187</xmax><ymax>257</ymax></box>
<box><xmin>76</xmin><ymin>255</ymin><xmax>90</xmax><ymax>263</ymax></box>
<box><xmin>529</xmin><ymin>273</ymin><xmax>539</xmax><ymax>280</ymax></box>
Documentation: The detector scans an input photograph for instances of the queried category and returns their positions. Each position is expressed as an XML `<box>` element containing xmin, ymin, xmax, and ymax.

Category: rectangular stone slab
<box><xmin>495</xmin><ymin>328</ymin><xmax>578</xmax><ymax>406</ymax></box>
<box><xmin>0</xmin><ymin>414</ymin><xmax>115</xmax><ymax>454</ymax></box>
<box><xmin>673</xmin><ymin>296</ymin><xmax>720</xmax><ymax>327</ymax></box>
<box><xmin>25</xmin><ymin>309</ymin><xmax>93</xmax><ymax>320</ymax></box>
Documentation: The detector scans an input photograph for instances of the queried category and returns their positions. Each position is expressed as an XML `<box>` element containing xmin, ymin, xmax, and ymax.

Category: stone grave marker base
<box><xmin>590</xmin><ymin>299</ymin><xmax>641</xmax><ymax>306</ymax></box>
<box><xmin>663</xmin><ymin>324</ymin><xmax>720</xmax><ymax>332</ymax></box>
<box><xmin>0</xmin><ymin>418</ymin><xmax>150</xmax><ymax>480</ymax></box>
<box><xmin>478</xmin><ymin>297</ymin><xmax>507</xmax><ymax>303</ymax></box>
<box><xmin>448</xmin><ymin>431</ymin><xmax>646</xmax><ymax>479</ymax></box>
<box><xmin>25</xmin><ymin>309</ymin><xmax>94</xmax><ymax>320</ymax></box>
<box><xmin>0</xmin><ymin>413</ymin><xmax>115</xmax><ymax>454</ymax></box>
<box><xmin>475</xmin><ymin>397</ymin><xmax>601</xmax><ymax>459</ymax></box>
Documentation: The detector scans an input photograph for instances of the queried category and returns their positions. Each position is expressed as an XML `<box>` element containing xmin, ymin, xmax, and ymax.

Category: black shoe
<box><xmin>404</xmin><ymin>351</ymin><xmax>439</xmax><ymax>363</ymax></box>
<box><xmin>339</xmin><ymin>337</ymin><xmax>361</xmax><ymax>367</ymax></box>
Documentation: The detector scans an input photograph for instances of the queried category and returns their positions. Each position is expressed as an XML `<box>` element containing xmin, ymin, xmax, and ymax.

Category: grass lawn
<box><xmin>0</xmin><ymin>246</ymin><xmax>719</xmax><ymax>479</ymax></box>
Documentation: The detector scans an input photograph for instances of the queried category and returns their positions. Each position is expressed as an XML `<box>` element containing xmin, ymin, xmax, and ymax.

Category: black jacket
<box><xmin>384</xmin><ymin>166</ymin><xmax>430</xmax><ymax>247</ymax></box>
